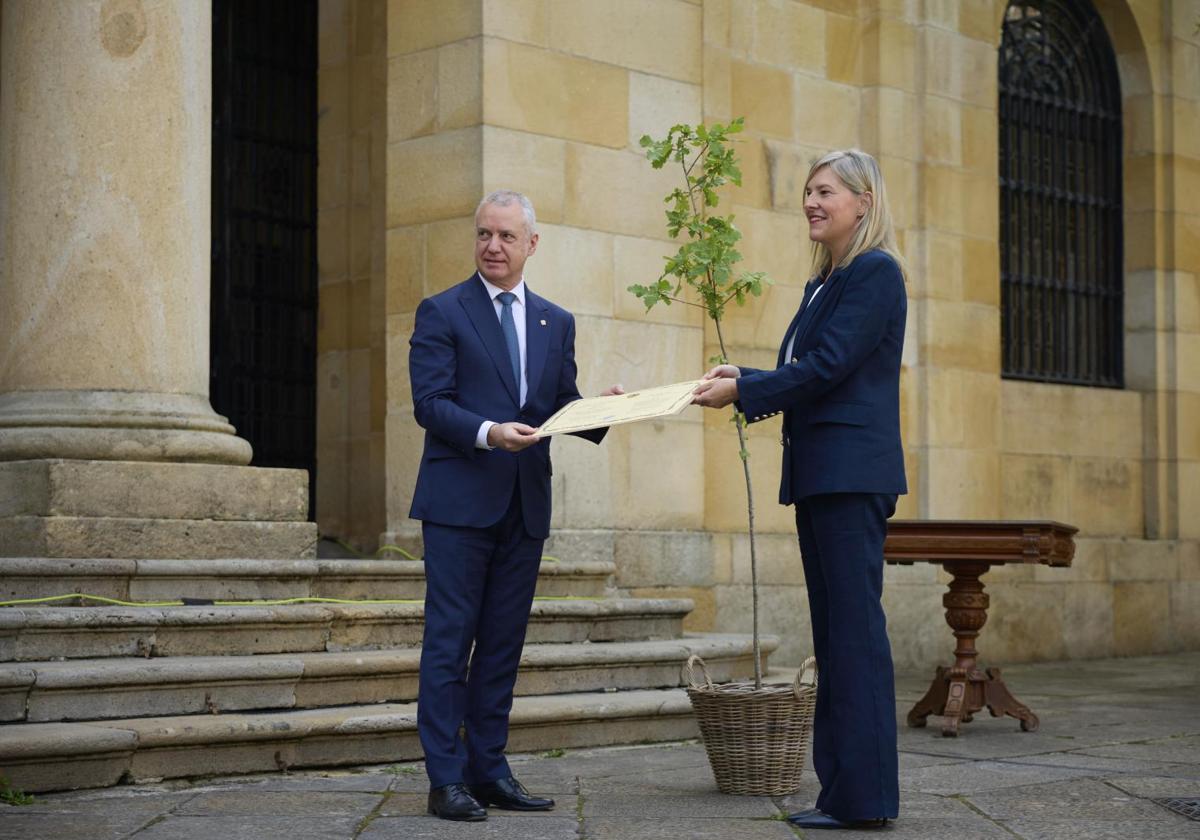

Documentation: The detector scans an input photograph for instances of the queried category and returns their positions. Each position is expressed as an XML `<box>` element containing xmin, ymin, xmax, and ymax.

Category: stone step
<box><xmin>0</xmin><ymin>634</ymin><xmax>776</xmax><ymax>723</ymax></box>
<box><xmin>0</xmin><ymin>598</ymin><xmax>693</xmax><ymax>661</ymax></box>
<box><xmin>0</xmin><ymin>684</ymin><xmax>721</xmax><ymax>793</ymax></box>
<box><xmin>0</xmin><ymin>557</ymin><xmax>615</xmax><ymax>603</ymax></box>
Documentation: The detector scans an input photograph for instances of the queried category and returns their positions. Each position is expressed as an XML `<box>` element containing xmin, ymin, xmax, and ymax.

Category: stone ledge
<box><xmin>0</xmin><ymin>459</ymin><xmax>309</xmax><ymax>521</ymax></box>
<box><xmin>0</xmin><ymin>517</ymin><xmax>319</xmax><ymax>560</ymax></box>
<box><xmin>0</xmin><ymin>599</ymin><xmax>694</xmax><ymax>661</ymax></box>
<box><xmin>0</xmin><ymin>557</ymin><xmax>616</xmax><ymax>602</ymax></box>
<box><xmin>0</xmin><ymin>686</ymin><xmax>712</xmax><ymax>792</ymax></box>
<box><xmin>1</xmin><ymin>634</ymin><xmax>777</xmax><ymax>723</ymax></box>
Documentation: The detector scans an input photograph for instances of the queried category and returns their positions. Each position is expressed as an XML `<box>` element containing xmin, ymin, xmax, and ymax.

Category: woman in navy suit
<box><xmin>693</xmin><ymin>149</ymin><xmax>906</xmax><ymax>830</ymax></box>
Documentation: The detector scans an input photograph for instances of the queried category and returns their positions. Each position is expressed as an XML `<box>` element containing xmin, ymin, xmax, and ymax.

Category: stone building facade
<box><xmin>2</xmin><ymin>0</ymin><xmax>1197</xmax><ymax>671</ymax></box>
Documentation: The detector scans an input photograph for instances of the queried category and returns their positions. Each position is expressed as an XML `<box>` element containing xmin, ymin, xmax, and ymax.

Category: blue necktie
<box><xmin>496</xmin><ymin>291</ymin><xmax>521</xmax><ymax>394</ymax></box>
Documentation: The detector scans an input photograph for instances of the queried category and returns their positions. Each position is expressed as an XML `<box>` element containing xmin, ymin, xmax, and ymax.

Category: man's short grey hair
<box><xmin>476</xmin><ymin>190</ymin><xmax>537</xmax><ymax>237</ymax></box>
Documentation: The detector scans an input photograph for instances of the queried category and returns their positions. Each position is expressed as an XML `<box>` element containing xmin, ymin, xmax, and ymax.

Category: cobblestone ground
<box><xmin>2</xmin><ymin>653</ymin><xmax>1197</xmax><ymax>839</ymax></box>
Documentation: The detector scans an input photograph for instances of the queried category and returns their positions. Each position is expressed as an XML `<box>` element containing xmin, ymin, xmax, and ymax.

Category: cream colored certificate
<box><xmin>536</xmin><ymin>380</ymin><xmax>704</xmax><ymax>436</ymax></box>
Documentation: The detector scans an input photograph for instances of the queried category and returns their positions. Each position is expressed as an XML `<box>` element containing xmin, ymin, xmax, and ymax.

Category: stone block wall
<box><xmin>315</xmin><ymin>0</ymin><xmax>1200</xmax><ymax>668</ymax></box>
<box><xmin>316</xmin><ymin>0</ymin><xmax>389</xmax><ymax>550</ymax></box>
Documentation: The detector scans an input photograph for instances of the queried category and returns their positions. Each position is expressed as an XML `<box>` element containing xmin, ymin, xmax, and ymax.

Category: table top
<box><xmin>883</xmin><ymin>520</ymin><xmax>1077</xmax><ymax>567</ymax></box>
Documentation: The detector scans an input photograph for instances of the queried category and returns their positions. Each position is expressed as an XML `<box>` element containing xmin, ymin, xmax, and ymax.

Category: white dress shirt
<box><xmin>475</xmin><ymin>273</ymin><xmax>528</xmax><ymax>449</ymax></box>
<box><xmin>783</xmin><ymin>280</ymin><xmax>825</xmax><ymax>363</ymax></box>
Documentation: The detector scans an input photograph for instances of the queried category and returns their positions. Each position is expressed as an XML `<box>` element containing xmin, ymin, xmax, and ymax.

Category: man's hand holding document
<box><xmin>535</xmin><ymin>380</ymin><xmax>704</xmax><ymax>437</ymax></box>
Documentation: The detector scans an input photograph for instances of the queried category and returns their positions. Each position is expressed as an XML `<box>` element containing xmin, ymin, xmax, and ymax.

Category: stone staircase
<box><xmin>0</xmin><ymin>556</ymin><xmax>776</xmax><ymax>793</ymax></box>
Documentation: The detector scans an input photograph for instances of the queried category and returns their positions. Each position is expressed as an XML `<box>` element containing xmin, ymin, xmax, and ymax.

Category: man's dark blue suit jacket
<box><xmin>736</xmin><ymin>249</ymin><xmax>908</xmax><ymax>504</ymax></box>
<box><xmin>408</xmin><ymin>275</ymin><xmax>604</xmax><ymax>539</ymax></box>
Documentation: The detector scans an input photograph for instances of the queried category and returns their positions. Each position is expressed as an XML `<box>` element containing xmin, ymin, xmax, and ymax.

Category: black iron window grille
<box><xmin>999</xmin><ymin>0</ymin><xmax>1124</xmax><ymax>387</ymax></box>
<box><xmin>211</xmin><ymin>0</ymin><xmax>318</xmax><ymax>508</ymax></box>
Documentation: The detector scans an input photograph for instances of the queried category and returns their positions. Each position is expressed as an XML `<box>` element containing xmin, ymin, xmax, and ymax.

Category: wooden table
<box><xmin>884</xmin><ymin>520</ymin><xmax>1077</xmax><ymax>737</ymax></box>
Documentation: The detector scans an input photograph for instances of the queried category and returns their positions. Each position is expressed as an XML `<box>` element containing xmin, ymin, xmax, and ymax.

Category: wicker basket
<box><xmin>685</xmin><ymin>654</ymin><xmax>818</xmax><ymax>796</ymax></box>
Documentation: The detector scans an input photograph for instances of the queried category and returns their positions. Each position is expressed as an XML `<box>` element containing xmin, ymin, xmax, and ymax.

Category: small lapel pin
<box><xmin>539</xmin><ymin>319</ymin><xmax>547</xmax><ymax>326</ymax></box>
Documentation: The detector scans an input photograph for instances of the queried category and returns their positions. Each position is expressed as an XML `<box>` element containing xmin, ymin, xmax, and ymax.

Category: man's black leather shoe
<box><xmin>427</xmin><ymin>783</ymin><xmax>487</xmax><ymax>821</ymax></box>
<box><xmin>469</xmin><ymin>776</ymin><xmax>555</xmax><ymax>811</ymax></box>
<box><xmin>786</xmin><ymin>810</ymin><xmax>888</xmax><ymax>830</ymax></box>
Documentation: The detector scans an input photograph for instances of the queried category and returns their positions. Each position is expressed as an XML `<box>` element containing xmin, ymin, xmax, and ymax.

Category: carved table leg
<box><xmin>906</xmin><ymin>561</ymin><xmax>1001</xmax><ymax>737</ymax></box>
<box><xmin>939</xmin><ymin>668</ymin><xmax>972</xmax><ymax>736</ymax></box>
<box><xmin>983</xmin><ymin>667</ymin><xmax>1040</xmax><ymax>732</ymax></box>
<box><xmin>905</xmin><ymin>562</ymin><xmax>1042</xmax><ymax>735</ymax></box>
<box><xmin>907</xmin><ymin>665</ymin><xmax>951</xmax><ymax>728</ymax></box>
<box><xmin>938</xmin><ymin>561</ymin><xmax>989</xmax><ymax>737</ymax></box>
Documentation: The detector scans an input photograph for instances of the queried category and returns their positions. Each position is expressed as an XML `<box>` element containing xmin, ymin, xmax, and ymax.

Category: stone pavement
<box><xmin>2</xmin><ymin>652</ymin><xmax>1197</xmax><ymax>839</ymax></box>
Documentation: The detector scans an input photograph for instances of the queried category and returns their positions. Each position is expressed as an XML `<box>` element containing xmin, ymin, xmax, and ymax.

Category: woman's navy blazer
<box><xmin>736</xmin><ymin>249</ymin><xmax>907</xmax><ymax>504</ymax></box>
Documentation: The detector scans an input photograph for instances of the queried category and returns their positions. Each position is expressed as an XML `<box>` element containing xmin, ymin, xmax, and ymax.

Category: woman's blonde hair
<box><xmin>805</xmin><ymin>148</ymin><xmax>906</xmax><ymax>282</ymax></box>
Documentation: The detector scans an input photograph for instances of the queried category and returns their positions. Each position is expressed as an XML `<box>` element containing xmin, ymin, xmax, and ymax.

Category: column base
<box><xmin>0</xmin><ymin>391</ymin><xmax>252</xmax><ymax>465</ymax></box>
<box><xmin>0</xmin><ymin>460</ymin><xmax>316</xmax><ymax>560</ymax></box>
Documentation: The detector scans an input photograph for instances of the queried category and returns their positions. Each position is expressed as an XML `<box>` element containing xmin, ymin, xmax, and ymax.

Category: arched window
<box><xmin>998</xmin><ymin>0</ymin><xmax>1123</xmax><ymax>387</ymax></box>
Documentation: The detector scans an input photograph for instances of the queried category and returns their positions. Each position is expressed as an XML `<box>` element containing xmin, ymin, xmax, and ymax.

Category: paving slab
<box><xmin>360</xmin><ymin>815</ymin><xmax>580</xmax><ymax>839</ymax></box>
<box><xmin>173</xmin><ymin>789</ymin><xmax>383</xmax><ymax>816</ymax></box>
<box><xmin>0</xmin><ymin>812</ymin><xmax>158</xmax><ymax>840</ymax></box>
<box><xmin>581</xmin><ymin>817</ymin><xmax>796</xmax><ymax>840</ymax></box>
<box><xmin>965</xmin><ymin>777</ymin><xmax>1169</xmax><ymax>820</ymax></box>
<box><xmin>1004</xmin><ymin>818</ymin><xmax>1199</xmax><ymax>840</ymax></box>
<box><xmin>207</xmin><ymin>771</ymin><xmax>395</xmax><ymax>793</ymax></box>
<box><xmin>377</xmin><ymin>792</ymin><xmax>576</xmax><ymax>818</ymax></box>
<box><xmin>899</xmin><ymin>758</ymin><xmax>1101</xmax><ymax>794</ymax></box>
<box><xmin>1105</xmin><ymin>774</ymin><xmax>1200</xmax><ymax>797</ymax></box>
<box><xmin>581</xmin><ymin>792</ymin><xmax>778</xmax><ymax>818</ymax></box>
<box><xmin>129</xmin><ymin>815</ymin><xmax>362</xmax><ymax>839</ymax></box>
<box><xmin>577</xmin><ymin>763</ymin><xmax>727</xmax><ymax>795</ymax></box>
<box><xmin>1074</xmin><ymin>735</ymin><xmax>1200</xmax><ymax>765</ymax></box>
<box><xmin>1</xmin><ymin>653</ymin><xmax>1197</xmax><ymax>840</ymax></box>
<box><xmin>829</xmin><ymin>816</ymin><xmax>1013</xmax><ymax>838</ymax></box>
<box><xmin>994</xmin><ymin>751</ymin><xmax>1191</xmax><ymax>775</ymax></box>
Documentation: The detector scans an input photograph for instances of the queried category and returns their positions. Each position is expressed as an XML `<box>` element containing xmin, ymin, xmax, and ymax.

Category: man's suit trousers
<box><xmin>418</xmin><ymin>489</ymin><xmax>543</xmax><ymax>788</ymax></box>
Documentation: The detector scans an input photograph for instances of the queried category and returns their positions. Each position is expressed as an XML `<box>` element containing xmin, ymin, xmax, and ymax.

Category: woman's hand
<box><xmin>692</xmin><ymin>377</ymin><xmax>739</xmax><ymax>409</ymax></box>
<box><xmin>702</xmin><ymin>364</ymin><xmax>741</xmax><ymax>380</ymax></box>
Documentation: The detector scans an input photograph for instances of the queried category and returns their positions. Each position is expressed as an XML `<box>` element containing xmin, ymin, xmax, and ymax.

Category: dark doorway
<box><xmin>211</xmin><ymin>0</ymin><xmax>318</xmax><ymax>513</ymax></box>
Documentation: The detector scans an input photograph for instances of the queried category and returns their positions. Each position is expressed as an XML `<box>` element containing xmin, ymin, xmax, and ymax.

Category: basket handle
<box><xmin>794</xmin><ymin>656</ymin><xmax>818</xmax><ymax>699</ymax></box>
<box><xmin>684</xmin><ymin>654</ymin><xmax>714</xmax><ymax>690</ymax></box>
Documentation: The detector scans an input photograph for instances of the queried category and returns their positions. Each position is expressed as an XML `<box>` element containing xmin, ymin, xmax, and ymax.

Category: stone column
<box><xmin>0</xmin><ymin>0</ymin><xmax>250</xmax><ymax>465</ymax></box>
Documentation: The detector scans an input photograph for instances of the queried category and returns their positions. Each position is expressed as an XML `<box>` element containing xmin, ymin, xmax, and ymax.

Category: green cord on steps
<box><xmin>0</xmin><ymin>544</ymin><xmax>583</xmax><ymax>606</ymax></box>
<box><xmin>0</xmin><ymin>593</ymin><xmax>605</xmax><ymax>608</ymax></box>
<box><xmin>336</xmin><ymin>538</ymin><xmax>559</xmax><ymax>565</ymax></box>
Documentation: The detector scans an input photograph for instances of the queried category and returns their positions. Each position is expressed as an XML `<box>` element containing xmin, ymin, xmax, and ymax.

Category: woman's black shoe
<box><xmin>427</xmin><ymin>783</ymin><xmax>487</xmax><ymax>821</ymax></box>
<box><xmin>787</xmin><ymin>809</ymin><xmax>889</xmax><ymax>829</ymax></box>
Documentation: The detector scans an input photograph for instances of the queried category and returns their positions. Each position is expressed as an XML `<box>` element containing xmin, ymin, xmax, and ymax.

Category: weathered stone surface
<box><xmin>546</xmin><ymin>0</ymin><xmax>701</xmax><ymax>83</ymax></box>
<box><xmin>0</xmin><ymin>517</ymin><xmax>319</xmax><ymax>560</ymax></box>
<box><xmin>0</xmin><ymin>666</ymin><xmax>34</xmax><ymax>722</ymax></box>
<box><xmin>3</xmin><ymin>635</ymin><xmax>769</xmax><ymax>723</ymax></box>
<box><xmin>1</xmin><ymin>599</ymin><xmax>693</xmax><ymax>661</ymax></box>
<box><xmin>0</xmin><ymin>2</ymin><xmax>250</xmax><ymax>467</ymax></box>
<box><xmin>363</xmin><ymin>815</ymin><xmax>579</xmax><ymax>839</ymax></box>
<box><xmin>482</xmin><ymin>39</ymin><xmax>628</xmax><ymax>148</ymax></box>
<box><xmin>0</xmin><ymin>687</ymin><xmax>702</xmax><ymax>792</ymax></box>
<box><xmin>20</xmin><ymin>657</ymin><xmax>303</xmax><ymax>723</ymax></box>
<box><xmin>0</xmin><ymin>460</ymin><xmax>309</xmax><ymax>521</ymax></box>
<box><xmin>176</xmin><ymin>789</ymin><xmax>383</xmax><ymax>816</ymax></box>
<box><xmin>128</xmin><ymin>815</ymin><xmax>363</xmax><ymax>840</ymax></box>
<box><xmin>0</xmin><ymin>721</ymin><xmax>135</xmax><ymax>792</ymax></box>
<box><xmin>0</xmin><ymin>556</ymin><xmax>614</xmax><ymax>603</ymax></box>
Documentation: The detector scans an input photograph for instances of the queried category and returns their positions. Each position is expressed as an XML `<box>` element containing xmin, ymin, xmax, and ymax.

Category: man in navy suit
<box><xmin>409</xmin><ymin>190</ymin><xmax>621</xmax><ymax>822</ymax></box>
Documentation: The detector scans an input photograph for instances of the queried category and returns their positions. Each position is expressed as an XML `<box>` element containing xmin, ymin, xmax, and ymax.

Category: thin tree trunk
<box><xmin>711</xmin><ymin>316</ymin><xmax>762</xmax><ymax>689</ymax></box>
